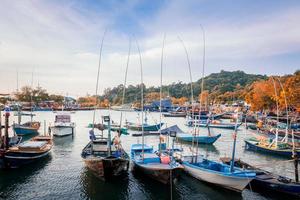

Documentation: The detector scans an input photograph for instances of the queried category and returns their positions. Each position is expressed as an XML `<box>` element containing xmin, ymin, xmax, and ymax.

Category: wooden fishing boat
<box><xmin>13</xmin><ymin>121</ymin><xmax>40</xmax><ymax>135</ymax></box>
<box><xmin>81</xmin><ymin>137</ymin><xmax>129</xmax><ymax>179</ymax></box>
<box><xmin>88</xmin><ymin>123</ymin><xmax>128</xmax><ymax>135</ymax></box>
<box><xmin>130</xmin><ymin>144</ymin><xmax>183</xmax><ymax>184</ymax></box>
<box><xmin>187</xmin><ymin>121</ymin><xmax>242</xmax><ymax>129</ymax></box>
<box><xmin>220</xmin><ymin>157</ymin><xmax>300</xmax><ymax>197</ymax></box>
<box><xmin>126</xmin><ymin>122</ymin><xmax>164</xmax><ymax>131</ymax></box>
<box><xmin>162</xmin><ymin>125</ymin><xmax>221</xmax><ymax>144</ymax></box>
<box><xmin>163</xmin><ymin>112</ymin><xmax>186</xmax><ymax>118</ymax></box>
<box><xmin>50</xmin><ymin>114</ymin><xmax>75</xmax><ymax>137</ymax></box>
<box><xmin>2</xmin><ymin>135</ymin><xmax>52</xmax><ymax>168</ymax></box>
<box><xmin>244</xmin><ymin>139</ymin><xmax>300</xmax><ymax>158</ymax></box>
<box><xmin>182</xmin><ymin>156</ymin><xmax>256</xmax><ymax>192</ymax></box>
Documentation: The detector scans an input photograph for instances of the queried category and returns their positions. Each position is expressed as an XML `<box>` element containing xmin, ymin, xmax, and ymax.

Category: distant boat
<box><xmin>50</xmin><ymin>114</ymin><xmax>75</xmax><ymax>137</ymax></box>
<box><xmin>87</xmin><ymin>123</ymin><xmax>129</xmax><ymax>135</ymax></box>
<box><xmin>162</xmin><ymin>125</ymin><xmax>221</xmax><ymax>144</ymax></box>
<box><xmin>220</xmin><ymin>157</ymin><xmax>300</xmax><ymax>197</ymax></box>
<box><xmin>244</xmin><ymin>139</ymin><xmax>300</xmax><ymax>158</ymax></box>
<box><xmin>126</xmin><ymin>122</ymin><xmax>164</xmax><ymax>132</ymax></box>
<box><xmin>130</xmin><ymin>144</ymin><xmax>183</xmax><ymax>184</ymax></box>
<box><xmin>2</xmin><ymin>135</ymin><xmax>52</xmax><ymax>168</ymax></box>
<box><xmin>111</xmin><ymin>104</ymin><xmax>134</xmax><ymax>112</ymax></box>
<box><xmin>163</xmin><ymin>111</ymin><xmax>186</xmax><ymax>118</ymax></box>
<box><xmin>187</xmin><ymin>121</ymin><xmax>242</xmax><ymax>130</ymax></box>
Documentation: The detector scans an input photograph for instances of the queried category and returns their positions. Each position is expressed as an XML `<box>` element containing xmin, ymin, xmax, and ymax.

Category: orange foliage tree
<box><xmin>171</xmin><ymin>97</ymin><xmax>188</xmax><ymax>106</ymax></box>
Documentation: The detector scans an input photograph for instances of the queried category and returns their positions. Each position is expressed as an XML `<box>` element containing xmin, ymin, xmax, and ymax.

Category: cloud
<box><xmin>0</xmin><ymin>0</ymin><xmax>299</xmax><ymax>96</ymax></box>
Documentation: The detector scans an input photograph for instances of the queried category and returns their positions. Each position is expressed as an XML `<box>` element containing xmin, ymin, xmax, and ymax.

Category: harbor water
<box><xmin>0</xmin><ymin>110</ymin><xmax>297</xmax><ymax>200</ymax></box>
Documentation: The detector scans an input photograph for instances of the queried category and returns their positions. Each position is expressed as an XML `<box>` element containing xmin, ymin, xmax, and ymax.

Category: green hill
<box><xmin>100</xmin><ymin>70</ymin><xmax>267</xmax><ymax>104</ymax></box>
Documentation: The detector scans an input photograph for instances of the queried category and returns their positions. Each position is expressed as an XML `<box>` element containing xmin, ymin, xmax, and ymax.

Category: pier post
<box><xmin>292</xmin><ymin>130</ymin><xmax>299</xmax><ymax>182</ymax></box>
<box><xmin>4</xmin><ymin>110</ymin><xmax>10</xmax><ymax>150</ymax></box>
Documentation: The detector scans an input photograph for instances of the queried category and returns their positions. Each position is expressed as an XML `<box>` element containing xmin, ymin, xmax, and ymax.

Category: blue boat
<box><xmin>221</xmin><ymin>157</ymin><xmax>300</xmax><ymax>197</ymax></box>
<box><xmin>187</xmin><ymin>121</ymin><xmax>242</xmax><ymax>130</ymax></box>
<box><xmin>182</xmin><ymin>157</ymin><xmax>256</xmax><ymax>191</ymax></box>
<box><xmin>161</xmin><ymin>125</ymin><xmax>221</xmax><ymax>144</ymax></box>
<box><xmin>244</xmin><ymin>139</ymin><xmax>300</xmax><ymax>158</ymax></box>
<box><xmin>13</xmin><ymin>122</ymin><xmax>40</xmax><ymax>136</ymax></box>
<box><xmin>126</xmin><ymin>122</ymin><xmax>164</xmax><ymax>131</ymax></box>
<box><xmin>13</xmin><ymin>109</ymin><xmax>40</xmax><ymax>136</ymax></box>
<box><xmin>130</xmin><ymin>144</ymin><xmax>183</xmax><ymax>184</ymax></box>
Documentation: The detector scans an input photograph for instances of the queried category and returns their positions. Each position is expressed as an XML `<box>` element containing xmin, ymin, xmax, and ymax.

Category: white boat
<box><xmin>182</xmin><ymin>156</ymin><xmax>255</xmax><ymax>191</ymax></box>
<box><xmin>50</xmin><ymin>114</ymin><xmax>75</xmax><ymax>137</ymax></box>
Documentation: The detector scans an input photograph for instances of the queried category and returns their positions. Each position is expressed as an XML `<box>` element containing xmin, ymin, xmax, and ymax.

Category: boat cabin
<box><xmin>55</xmin><ymin>114</ymin><xmax>71</xmax><ymax>123</ymax></box>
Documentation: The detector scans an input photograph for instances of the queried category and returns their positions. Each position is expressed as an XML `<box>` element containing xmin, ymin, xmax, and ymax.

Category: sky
<box><xmin>0</xmin><ymin>0</ymin><xmax>299</xmax><ymax>97</ymax></box>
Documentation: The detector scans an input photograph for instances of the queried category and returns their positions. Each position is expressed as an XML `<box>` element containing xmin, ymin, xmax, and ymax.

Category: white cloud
<box><xmin>0</xmin><ymin>0</ymin><xmax>299</xmax><ymax>96</ymax></box>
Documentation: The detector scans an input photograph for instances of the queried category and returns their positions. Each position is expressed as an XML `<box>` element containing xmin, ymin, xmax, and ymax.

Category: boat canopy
<box><xmin>160</xmin><ymin>125</ymin><xmax>185</xmax><ymax>135</ymax></box>
<box><xmin>55</xmin><ymin>114</ymin><xmax>71</xmax><ymax>123</ymax></box>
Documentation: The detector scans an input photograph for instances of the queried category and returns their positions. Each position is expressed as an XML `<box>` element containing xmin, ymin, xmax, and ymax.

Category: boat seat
<box><xmin>142</xmin><ymin>153</ymin><xmax>160</xmax><ymax>164</ymax></box>
<box><xmin>208</xmin><ymin>163</ymin><xmax>222</xmax><ymax>171</ymax></box>
<box><xmin>92</xmin><ymin>143</ymin><xmax>108</xmax><ymax>152</ymax></box>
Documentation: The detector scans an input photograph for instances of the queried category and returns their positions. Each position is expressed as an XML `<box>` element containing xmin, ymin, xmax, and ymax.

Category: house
<box><xmin>144</xmin><ymin>99</ymin><xmax>173</xmax><ymax>112</ymax></box>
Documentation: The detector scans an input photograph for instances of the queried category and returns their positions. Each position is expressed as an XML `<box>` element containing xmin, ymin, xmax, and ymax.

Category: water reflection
<box><xmin>80</xmin><ymin>168</ymin><xmax>129</xmax><ymax>200</ymax></box>
<box><xmin>0</xmin><ymin>155</ymin><xmax>51</xmax><ymax>199</ymax></box>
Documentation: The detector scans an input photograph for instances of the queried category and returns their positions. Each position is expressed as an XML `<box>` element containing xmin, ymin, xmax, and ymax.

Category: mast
<box><xmin>178</xmin><ymin>36</ymin><xmax>195</xmax><ymax>159</ymax></box>
<box><xmin>230</xmin><ymin>112</ymin><xmax>239</xmax><ymax>172</ymax></box>
<box><xmin>119</xmin><ymin>39</ymin><xmax>131</xmax><ymax>136</ymax></box>
<box><xmin>135</xmin><ymin>38</ymin><xmax>144</xmax><ymax>160</ymax></box>
<box><xmin>276</xmin><ymin>77</ymin><xmax>289</xmax><ymax>143</ymax></box>
<box><xmin>270</xmin><ymin>76</ymin><xmax>279</xmax><ymax>148</ymax></box>
<box><xmin>92</xmin><ymin>30</ymin><xmax>107</xmax><ymax>131</ymax></box>
<box><xmin>159</xmin><ymin>34</ymin><xmax>166</xmax><ymax>153</ymax></box>
<box><xmin>30</xmin><ymin>71</ymin><xmax>34</xmax><ymax>123</ymax></box>
<box><xmin>16</xmin><ymin>68</ymin><xmax>19</xmax><ymax>94</ymax></box>
<box><xmin>196</xmin><ymin>25</ymin><xmax>206</xmax><ymax>161</ymax></box>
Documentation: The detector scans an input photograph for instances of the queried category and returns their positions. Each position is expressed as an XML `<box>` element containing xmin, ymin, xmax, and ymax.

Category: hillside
<box><xmin>100</xmin><ymin>70</ymin><xmax>268</xmax><ymax>104</ymax></box>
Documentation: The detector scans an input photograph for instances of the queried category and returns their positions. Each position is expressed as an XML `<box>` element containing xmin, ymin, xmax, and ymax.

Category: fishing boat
<box><xmin>88</xmin><ymin>123</ymin><xmax>129</xmax><ymax>135</ymax></box>
<box><xmin>2</xmin><ymin>135</ymin><xmax>52</xmax><ymax>168</ymax></box>
<box><xmin>187</xmin><ymin>120</ymin><xmax>242</xmax><ymax>129</ymax></box>
<box><xmin>130</xmin><ymin>36</ymin><xmax>184</xmax><ymax>184</ymax></box>
<box><xmin>244</xmin><ymin>139</ymin><xmax>300</xmax><ymax>157</ymax></box>
<box><xmin>50</xmin><ymin>114</ymin><xmax>75</xmax><ymax>137</ymax></box>
<box><xmin>220</xmin><ymin>157</ymin><xmax>300</xmax><ymax>197</ymax></box>
<box><xmin>81</xmin><ymin>32</ymin><xmax>129</xmax><ymax>180</ymax></box>
<box><xmin>182</xmin><ymin>156</ymin><xmax>256</xmax><ymax>191</ymax></box>
<box><xmin>81</xmin><ymin>134</ymin><xmax>129</xmax><ymax>179</ymax></box>
<box><xmin>163</xmin><ymin>125</ymin><xmax>221</xmax><ymax>144</ymax></box>
<box><xmin>131</xmin><ymin>144</ymin><xmax>183</xmax><ymax>184</ymax></box>
<box><xmin>163</xmin><ymin>112</ymin><xmax>186</xmax><ymax>118</ymax></box>
<box><xmin>13</xmin><ymin>121</ymin><xmax>40</xmax><ymax>135</ymax></box>
<box><xmin>13</xmin><ymin>107</ymin><xmax>40</xmax><ymax>136</ymax></box>
<box><xmin>126</xmin><ymin>121</ymin><xmax>164</xmax><ymax>131</ymax></box>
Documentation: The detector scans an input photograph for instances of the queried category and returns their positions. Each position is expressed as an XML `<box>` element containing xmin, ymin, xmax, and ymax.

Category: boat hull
<box><xmin>127</xmin><ymin>123</ymin><xmax>164</xmax><ymax>131</ymax></box>
<box><xmin>51</xmin><ymin>126</ymin><xmax>74</xmax><ymax>137</ymax></box>
<box><xmin>13</xmin><ymin>126</ymin><xmax>39</xmax><ymax>135</ymax></box>
<box><xmin>3</xmin><ymin>150</ymin><xmax>51</xmax><ymax>168</ymax></box>
<box><xmin>244</xmin><ymin>140</ymin><xmax>300</xmax><ymax>158</ymax></box>
<box><xmin>83</xmin><ymin>156</ymin><xmax>129</xmax><ymax>179</ymax></box>
<box><xmin>183</xmin><ymin>162</ymin><xmax>252</xmax><ymax>191</ymax></box>
<box><xmin>132</xmin><ymin>161</ymin><xmax>182</xmax><ymax>184</ymax></box>
<box><xmin>177</xmin><ymin>134</ymin><xmax>221</xmax><ymax>144</ymax></box>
